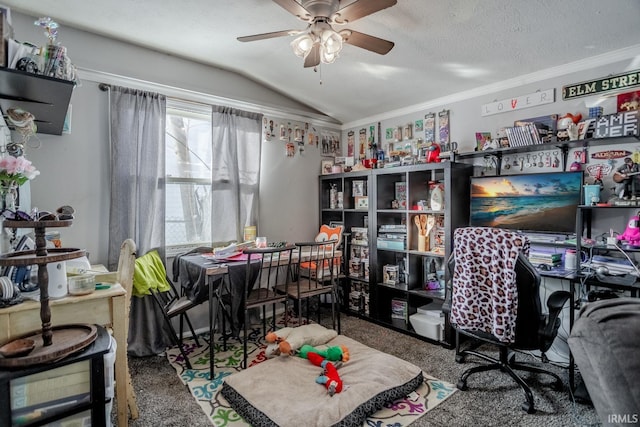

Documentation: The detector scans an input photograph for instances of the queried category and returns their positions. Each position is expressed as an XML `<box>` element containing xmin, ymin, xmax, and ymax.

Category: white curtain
<box><xmin>211</xmin><ymin>106</ymin><xmax>262</xmax><ymax>242</ymax></box>
<box><xmin>107</xmin><ymin>85</ymin><xmax>170</xmax><ymax>357</ymax></box>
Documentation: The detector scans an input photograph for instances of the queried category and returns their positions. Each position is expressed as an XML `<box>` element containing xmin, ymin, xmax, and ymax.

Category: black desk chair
<box><xmin>449</xmin><ymin>227</ymin><xmax>570</xmax><ymax>413</ymax></box>
<box><xmin>240</xmin><ymin>245</ymin><xmax>295</xmax><ymax>369</ymax></box>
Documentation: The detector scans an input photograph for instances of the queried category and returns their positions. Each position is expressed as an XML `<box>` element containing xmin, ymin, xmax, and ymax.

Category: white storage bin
<box><xmin>104</xmin><ymin>335</ymin><xmax>116</xmax><ymax>399</ymax></box>
<box><xmin>409</xmin><ymin>313</ymin><xmax>444</xmax><ymax>341</ymax></box>
<box><xmin>104</xmin><ymin>335</ymin><xmax>117</xmax><ymax>427</ymax></box>
<box><xmin>416</xmin><ymin>302</ymin><xmax>442</xmax><ymax>317</ymax></box>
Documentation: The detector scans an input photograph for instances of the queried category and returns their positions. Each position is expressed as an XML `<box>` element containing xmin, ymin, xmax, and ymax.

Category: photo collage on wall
<box><xmin>262</xmin><ymin>116</ymin><xmax>340</xmax><ymax>163</ymax></box>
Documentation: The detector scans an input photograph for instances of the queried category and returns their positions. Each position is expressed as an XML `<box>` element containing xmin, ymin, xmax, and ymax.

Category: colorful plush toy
<box><xmin>264</xmin><ymin>324</ymin><xmax>338</xmax><ymax>358</ymax></box>
<box><xmin>306</xmin><ymin>351</ymin><xmax>343</xmax><ymax>396</ymax></box>
<box><xmin>298</xmin><ymin>344</ymin><xmax>350</xmax><ymax>363</ymax></box>
<box><xmin>618</xmin><ymin>212</ymin><xmax>640</xmax><ymax>247</ymax></box>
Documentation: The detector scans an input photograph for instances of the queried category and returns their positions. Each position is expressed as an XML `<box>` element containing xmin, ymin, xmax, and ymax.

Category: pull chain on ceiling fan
<box><xmin>237</xmin><ymin>0</ymin><xmax>397</xmax><ymax>68</ymax></box>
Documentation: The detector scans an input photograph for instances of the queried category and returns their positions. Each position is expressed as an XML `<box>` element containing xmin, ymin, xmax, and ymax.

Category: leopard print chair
<box><xmin>449</xmin><ymin>227</ymin><xmax>570</xmax><ymax>413</ymax></box>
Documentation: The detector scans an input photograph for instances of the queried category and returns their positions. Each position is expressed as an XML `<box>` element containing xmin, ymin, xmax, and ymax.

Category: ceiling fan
<box><xmin>237</xmin><ymin>0</ymin><xmax>397</xmax><ymax>68</ymax></box>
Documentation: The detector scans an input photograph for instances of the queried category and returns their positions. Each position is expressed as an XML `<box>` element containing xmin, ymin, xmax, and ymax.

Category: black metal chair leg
<box><xmin>164</xmin><ymin>317</ymin><xmax>193</xmax><ymax>370</ymax></box>
<box><xmin>502</xmin><ymin>363</ymin><xmax>536</xmax><ymax>413</ymax></box>
<box><xmin>182</xmin><ymin>312</ymin><xmax>201</xmax><ymax>347</ymax></box>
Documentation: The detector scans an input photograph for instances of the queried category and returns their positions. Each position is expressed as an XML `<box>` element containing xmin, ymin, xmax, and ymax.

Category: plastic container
<box><xmin>68</xmin><ymin>273</ymin><xmax>96</xmax><ymax>295</ymax></box>
<box><xmin>583</xmin><ymin>184</ymin><xmax>601</xmax><ymax>205</ymax></box>
<box><xmin>409</xmin><ymin>313</ymin><xmax>444</xmax><ymax>341</ymax></box>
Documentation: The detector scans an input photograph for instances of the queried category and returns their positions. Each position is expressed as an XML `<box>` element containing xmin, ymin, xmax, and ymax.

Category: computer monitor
<box><xmin>469</xmin><ymin>171</ymin><xmax>583</xmax><ymax>234</ymax></box>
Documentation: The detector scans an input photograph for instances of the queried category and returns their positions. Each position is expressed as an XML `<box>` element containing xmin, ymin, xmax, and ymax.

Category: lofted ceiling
<box><xmin>2</xmin><ymin>0</ymin><xmax>640</xmax><ymax>125</ymax></box>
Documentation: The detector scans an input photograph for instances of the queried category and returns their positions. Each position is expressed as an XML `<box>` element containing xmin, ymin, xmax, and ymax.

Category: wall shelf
<box><xmin>454</xmin><ymin>135</ymin><xmax>640</xmax><ymax>173</ymax></box>
<box><xmin>0</xmin><ymin>67</ymin><xmax>74</xmax><ymax>135</ymax></box>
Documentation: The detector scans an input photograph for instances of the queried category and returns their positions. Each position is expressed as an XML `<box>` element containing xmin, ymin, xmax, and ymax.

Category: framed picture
<box><xmin>385</xmin><ymin>127</ymin><xmax>394</xmax><ymax>140</ymax></box>
<box><xmin>321</xmin><ymin>159</ymin><xmax>333</xmax><ymax>175</ymax></box>
<box><xmin>424</xmin><ymin>113</ymin><xmax>436</xmax><ymax>143</ymax></box>
<box><xmin>475</xmin><ymin>132</ymin><xmax>492</xmax><ymax>151</ymax></box>
<box><xmin>355</xmin><ymin>196</ymin><xmax>368</xmax><ymax>209</ymax></box>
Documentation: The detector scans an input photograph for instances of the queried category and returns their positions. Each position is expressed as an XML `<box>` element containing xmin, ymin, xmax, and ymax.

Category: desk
<box><xmin>538</xmin><ymin>268</ymin><xmax>640</xmax><ymax>390</ymax></box>
<box><xmin>0</xmin><ymin>284</ymin><xmax>130</xmax><ymax>427</ymax></box>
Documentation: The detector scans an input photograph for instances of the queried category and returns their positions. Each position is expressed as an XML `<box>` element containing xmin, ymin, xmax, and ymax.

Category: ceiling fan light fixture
<box><xmin>319</xmin><ymin>48</ymin><xmax>338</xmax><ymax>64</ymax></box>
<box><xmin>321</xmin><ymin>28</ymin><xmax>343</xmax><ymax>55</ymax></box>
<box><xmin>291</xmin><ymin>33</ymin><xmax>315</xmax><ymax>58</ymax></box>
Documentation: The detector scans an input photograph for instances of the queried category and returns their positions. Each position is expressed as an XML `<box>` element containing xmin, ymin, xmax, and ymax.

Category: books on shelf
<box><xmin>504</xmin><ymin>123</ymin><xmax>543</xmax><ymax>147</ymax></box>
<box><xmin>378</xmin><ymin>224</ymin><xmax>407</xmax><ymax>250</ymax></box>
<box><xmin>379</xmin><ymin>224</ymin><xmax>407</xmax><ymax>232</ymax></box>
<box><xmin>528</xmin><ymin>251</ymin><xmax>562</xmax><ymax>267</ymax></box>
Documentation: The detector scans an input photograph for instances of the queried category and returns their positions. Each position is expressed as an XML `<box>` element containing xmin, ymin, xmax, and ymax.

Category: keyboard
<box><xmin>536</xmin><ymin>267</ymin><xmax>576</xmax><ymax>278</ymax></box>
<box><xmin>595</xmin><ymin>273</ymin><xmax>638</xmax><ymax>287</ymax></box>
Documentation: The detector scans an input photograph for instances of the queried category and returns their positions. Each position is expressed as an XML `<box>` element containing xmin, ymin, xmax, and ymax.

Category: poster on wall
<box><xmin>385</xmin><ymin>127</ymin><xmax>394</xmax><ymax>140</ymax></box>
<box><xmin>286</xmin><ymin>141</ymin><xmax>295</xmax><ymax>157</ymax></box>
<box><xmin>321</xmin><ymin>130</ymin><xmax>341</xmax><ymax>156</ymax></box>
<box><xmin>424</xmin><ymin>113</ymin><xmax>435</xmax><ymax>143</ymax></box>
<box><xmin>438</xmin><ymin>110</ymin><xmax>450</xmax><ymax>145</ymax></box>
<box><xmin>359</xmin><ymin>128</ymin><xmax>367</xmax><ymax>159</ymax></box>
<box><xmin>347</xmin><ymin>130</ymin><xmax>355</xmax><ymax>157</ymax></box>
<box><xmin>617</xmin><ymin>90</ymin><xmax>640</xmax><ymax>112</ymax></box>
<box><xmin>308</xmin><ymin>126</ymin><xmax>318</xmax><ymax>146</ymax></box>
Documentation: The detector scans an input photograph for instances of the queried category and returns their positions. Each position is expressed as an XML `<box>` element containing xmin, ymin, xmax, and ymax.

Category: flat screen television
<box><xmin>469</xmin><ymin>171</ymin><xmax>583</xmax><ymax>234</ymax></box>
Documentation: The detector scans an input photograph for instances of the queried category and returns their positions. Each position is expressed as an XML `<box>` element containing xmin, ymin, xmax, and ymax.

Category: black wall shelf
<box><xmin>455</xmin><ymin>135</ymin><xmax>640</xmax><ymax>174</ymax></box>
<box><xmin>0</xmin><ymin>67</ymin><xmax>74</xmax><ymax>135</ymax></box>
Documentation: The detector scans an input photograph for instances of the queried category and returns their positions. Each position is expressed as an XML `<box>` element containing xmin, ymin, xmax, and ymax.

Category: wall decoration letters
<box><xmin>594</xmin><ymin>111</ymin><xmax>639</xmax><ymax>138</ymax></box>
<box><xmin>562</xmin><ymin>69</ymin><xmax>640</xmax><ymax>100</ymax></box>
<box><xmin>481</xmin><ymin>89</ymin><xmax>555</xmax><ymax>116</ymax></box>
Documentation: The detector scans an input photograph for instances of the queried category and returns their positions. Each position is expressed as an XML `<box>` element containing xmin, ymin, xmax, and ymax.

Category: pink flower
<box><xmin>0</xmin><ymin>156</ymin><xmax>40</xmax><ymax>186</ymax></box>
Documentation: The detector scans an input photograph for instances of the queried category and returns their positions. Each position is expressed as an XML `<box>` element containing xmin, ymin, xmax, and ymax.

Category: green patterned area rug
<box><xmin>166</xmin><ymin>317</ymin><xmax>457</xmax><ymax>426</ymax></box>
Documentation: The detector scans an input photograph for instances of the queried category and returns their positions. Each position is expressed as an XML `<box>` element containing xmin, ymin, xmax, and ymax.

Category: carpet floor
<box><xmin>115</xmin><ymin>313</ymin><xmax>600</xmax><ymax>426</ymax></box>
<box><xmin>164</xmin><ymin>315</ymin><xmax>457</xmax><ymax>426</ymax></box>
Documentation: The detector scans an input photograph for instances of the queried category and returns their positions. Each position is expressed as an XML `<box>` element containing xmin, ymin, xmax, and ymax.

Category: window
<box><xmin>165</xmin><ymin>101</ymin><xmax>213</xmax><ymax>251</ymax></box>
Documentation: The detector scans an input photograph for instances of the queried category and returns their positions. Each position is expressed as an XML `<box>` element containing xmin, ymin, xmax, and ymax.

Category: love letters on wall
<box><xmin>481</xmin><ymin>89</ymin><xmax>555</xmax><ymax>116</ymax></box>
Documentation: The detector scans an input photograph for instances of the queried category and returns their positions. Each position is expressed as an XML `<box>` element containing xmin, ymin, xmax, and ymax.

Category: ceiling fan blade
<box><xmin>272</xmin><ymin>0</ymin><xmax>312</xmax><ymax>21</ymax></box>
<box><xmin>332</xmin><ymin>0</ymin><xmax>397</xmax><ymax>24</ymax></box>
<box><xmin>304</xmin><ymin>44</ymin><xmax>321</xmax><ymax>68</ymax></box>
<box><xmin>237</xmin><ymin>29</ymin><xmax>302</xmax><ymax>42</ymax></box>
<box><xmin>342</xmin><ymin>30</ymin><xmax>394</xmax><ymax>55</ymax></box>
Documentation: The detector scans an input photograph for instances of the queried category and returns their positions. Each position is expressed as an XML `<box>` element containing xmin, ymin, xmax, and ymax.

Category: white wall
<box><xmin>7</xmin><ymin>11</ymin><xmax>338</xmax><ymax>263</ymax></box>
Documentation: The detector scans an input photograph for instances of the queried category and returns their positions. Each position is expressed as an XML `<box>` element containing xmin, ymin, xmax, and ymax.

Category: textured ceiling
<box><xmin>3</xmin><ymin>0</ymin><xmax>640</xmax><ymax>124</ymax></box>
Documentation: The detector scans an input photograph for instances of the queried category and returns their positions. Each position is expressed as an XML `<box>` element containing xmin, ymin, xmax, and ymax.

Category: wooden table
<box><xmin>0</xmin><ymin>284</ymin><xmax>130</xmax><ymax>427</ymax></box>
